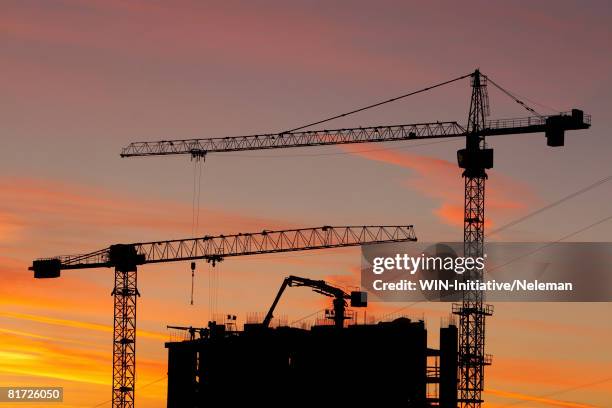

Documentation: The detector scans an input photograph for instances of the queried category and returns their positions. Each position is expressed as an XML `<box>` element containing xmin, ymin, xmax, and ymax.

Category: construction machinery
<box><xmin>30</xmin><ymin>225</ymin><xmax>416</xmax><ymax>408</ymax></box>
<box><xmin>262</xmin><ymin>275</ymin><xmax>367</xmax><ymax>329</ymax></box>
<box><xmin>122</xmin><ymin>69</ymin><xmax>590</xmax><ymax>407</ymax></box>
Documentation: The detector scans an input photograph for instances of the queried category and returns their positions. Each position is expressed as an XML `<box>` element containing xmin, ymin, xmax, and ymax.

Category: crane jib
<box><xmin>30</xmin><ymin>225</ymin><xmax>417</xmax><ymax>278</ymax></box>
<box><xmin>119</xmin><ymin>110</ymin><xmax>589</xmax><ymax>158</ymax></box>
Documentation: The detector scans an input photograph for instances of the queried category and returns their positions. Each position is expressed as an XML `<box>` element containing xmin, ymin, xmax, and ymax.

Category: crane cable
<box><xmin>207</xmin><ymin>261</ymin><xmax>220</xmax><ymax>322</ymax></box>
<box><xmin>483</xmin><ymin>74</ymin><xmax>547</xmax><ymax>118</ymax></box>
<box><xmin>282</xmin><ymin>72</ymin><xmax>472</xmax><ymax>133</ymax></box>
<box><xmin>208</xmin><ymin>262</ymin><xmax>212</xmax><ymax>321</ymax></box>
<box><xmin>189</xmin><ymin>157</ymin><xmax>221</xmax><ymax>319</ymax></box>
<box><xmin>190</xmin><ymin>262</ymin><xmax>195</xmax><ymax>305</ymax></box>
<box><xmin>190</xmin><ymin>156</ymin><xmax>204</xmax><ymax>305</ymax></box>
<box><xmin>214</xmin><ymin>261</ymin><xmax>219</xmax><ymax>319</ymax></box>
<box><xmin>191</xmin><ymin>157</ymin><xmax>204</xmax><ymax>236</ymax></box>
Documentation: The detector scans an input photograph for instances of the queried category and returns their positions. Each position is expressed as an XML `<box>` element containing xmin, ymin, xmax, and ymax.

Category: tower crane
<box><xmin>262</xmin><ymin>275</ymin><xmax>367</xmax><ymax>329</ymax></box>
<box><xmin>30</xmin><ymin>225</ymin><xmax>416</xmax><ymax>408</ymax></box>
<box><xmin>121</xmin><ymin>70</ymin><xmax>591</xmax><ymax>407</ymax></box>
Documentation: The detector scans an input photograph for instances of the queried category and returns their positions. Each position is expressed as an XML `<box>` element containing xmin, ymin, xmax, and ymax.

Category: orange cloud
<box><xmin>0</xmin><ymin>330</ymin><xmax>164</xmax><ymax>387</ymax></box>
<box><xmin>0</xmin><ymin>211</ymin><xmax>24</xmax><ymax>244</ymax></box>
<box><xmin>435</xmin><ymin>203</ymin><xmax>465</xmax><ymax>227</ymax></box>
<box><xmin>0</xmin><ymin>177</ymin><xmax>290</xmax><ymax>244</ymax></box>
<box><xmin>341</xmin><ymin>145</ymin><xmax>537</xmax><ymax>230</ymax></box>
<box><xmin>0</xmin><ymin>311</ymin><xmax>165</xmax><ymax>341</ymax></box>
<box><xmin>0</xmin><ymin>176</ymin><xmax>294</xmax><ymax>306</ymax></box>
<box><xmin>0</xmin><ymin>254</ymin><xmax>113</xmax><ymax>318</ymax></box>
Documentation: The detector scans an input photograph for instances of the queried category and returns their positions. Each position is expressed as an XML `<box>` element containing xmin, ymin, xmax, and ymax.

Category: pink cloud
<box><xmin>341</xmin><ymin>145</ymin><xmax>537</xmax><ymax>230</ymax></box>
<box><xmin>0</xmin><ymin>177</ymin><xmax>292</xmax><ymax>249</ymax></box>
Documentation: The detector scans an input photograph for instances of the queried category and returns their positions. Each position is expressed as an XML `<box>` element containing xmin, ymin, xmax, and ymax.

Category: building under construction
<box><xmin>166</xmin><ymin>318</ymin><xmax>457</xmax><ymax>407</ymax></box>
<box><xmin>166</xmin><ymin>274</ymin><xmax>459</xmax><ymax>407</ymax></box>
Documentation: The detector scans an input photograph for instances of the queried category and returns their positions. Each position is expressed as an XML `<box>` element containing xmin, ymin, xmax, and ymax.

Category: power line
<box><xmin>488</xmin><ymin>213</ymin><xmax>612</xmax><ymax>275</ymax></box>
<box><xmin>244</xmin><ymin>174</ymin><xmax>612</xmax><ymax>321</ymax></box>
<box><xmin>212</xmin><ymin>174</ymin><xmax>612</xmax><ymax>323</ymax></box>
<box><xmin>380</xmin><ymin>212</ymin><xmax>612</xmax><ymax>319</ymax></box>
<box><xmin>91</xmin><ymin>375</ymin><xmax>167</xmax><ymax>407</ymax></box>
<box><xmin>497</xmin><ymin>376</ymin><xmax>612</xmax><ymax>407</ymax></box>
<box><xmin>283</xmin><ymin>72</ymin><xmax>472</xmax><ymax>133</ymax></box>
<box><xmin>488</xmin><ymin>175</ymin><xmax>612</xmax><ymax>237</ymax></box>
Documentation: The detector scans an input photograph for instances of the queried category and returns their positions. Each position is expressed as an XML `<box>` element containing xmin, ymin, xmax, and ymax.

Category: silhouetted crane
<box><xmin>121</xmin><ymin>69</ymin><xmax>590</xmax><ymax>407</ymax></box>
<box><xmin>30</xmin><ymin>225</ymin><xmax>416</xmax><ymax>408</ymax></box>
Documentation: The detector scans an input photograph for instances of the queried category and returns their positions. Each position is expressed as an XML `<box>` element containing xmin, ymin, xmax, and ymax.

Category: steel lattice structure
<box><xmin>33</xmin><ymin>70</ymin><xmax>590</xmax><ymax>408</ymax></box>
<box><xmin>453</xmin><ymin>70</ymin><xmax>494</xmax><ymax>407</ymax></box>
<box><xmin>112</xmin><ymin>269</ymin><xmax>137</xmax><ymax>408</ymax></box>
<box><xmin>35</xmin><ymin>225</ymin><xmax>416</xmax><ymax>269</ymax></box>
<box><xmin>121</xmin><ymin>122</ymin><xmax>465</xmax><ymax>156</ymax></box>
<box><xmin>118</xmin><ymin>72</ymin><xmax>590</xmax><ymax>407</ymax></box>
<box><xmin>31</xmin><ymin>225</ymin><xmax>417</xmax><ymax>408</ymax></box>
<box><xmin>119</xmin><ymin>113</ymin><xmax>589</xmax><ymax>158</ymax></box>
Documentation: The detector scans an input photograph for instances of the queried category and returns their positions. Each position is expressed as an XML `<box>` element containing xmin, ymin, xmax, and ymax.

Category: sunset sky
<box><xmin>1</xmin><ymin>1</ymin><xmax>611</xmax><ymax>407</ymax></box>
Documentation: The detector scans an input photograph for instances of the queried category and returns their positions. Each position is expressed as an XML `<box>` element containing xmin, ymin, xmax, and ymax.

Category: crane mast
<box><xmin>454</xmin><ymin>70</ymin><xmax>494</xmax><ymax>407</ymax></box>
<box><xmin>30</xmin><ymin>225</ymin><xmax>416</xmax><ymax>408</ymax></box>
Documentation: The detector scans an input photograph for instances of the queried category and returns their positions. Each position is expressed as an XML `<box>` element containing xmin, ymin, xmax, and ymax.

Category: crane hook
<box><xmin>190</xmin><ymin>262</ymin><xmax>196</xmax><ymax>305</ymax></box>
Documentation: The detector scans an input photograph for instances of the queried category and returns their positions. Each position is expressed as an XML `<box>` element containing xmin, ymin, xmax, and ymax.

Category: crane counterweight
<box><xmin>31</xmin><ymin>259</ymin><xmax>61</xmax><ymax>279</ymax></box>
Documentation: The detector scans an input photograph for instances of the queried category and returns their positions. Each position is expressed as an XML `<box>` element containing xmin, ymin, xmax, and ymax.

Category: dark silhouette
<box><xmin>30</xmin><ymin>225</ymin><xmax>416</xmax><ymax>408</ymax></box>
<box><xmin>120</xmin><ymin>69</ymin><xmax>590</xmax><ymax>408</ymax></box>
<box><xmin>166</xmin><ymin>318</ymin><xmax>458</xmax><ymax>407</ymax></box>
<box><xmin>262</xmin><ymin>275</ymin><xmax>368</xmax><ymax>329</ymax></box>
<box><xmin>166</xmin><ymin>276</ymin><xmax>457</xmax><ymax>406</ymax></box>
